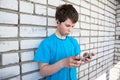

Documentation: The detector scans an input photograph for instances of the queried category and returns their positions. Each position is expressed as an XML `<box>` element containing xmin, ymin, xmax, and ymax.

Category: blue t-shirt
<box><xmin>34</xmin><ymin>34</ymin><xmax>81</xmax><ymax>80</ymax></box>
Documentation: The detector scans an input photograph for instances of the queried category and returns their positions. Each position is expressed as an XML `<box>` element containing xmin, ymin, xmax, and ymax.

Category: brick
<box><xmin>21</xmin><ymin>51</ymin><xmax>34</xmax><ymax>61</ymax></box>
<box><xmin>0</xmin><ymin>26</ymin><xmax>18</xmax><ymax>37</ymax></box>
<box><xmin>98</xmin><ymin>48</ymin><xmax>104</xmax><ymax>53</ymax></box>
<box><xmin>89</xmin><ymin>75</ymin><xmax>97</xmax><ymax>80</ymax></box>
<box><xmin>117</xmin><ymin>10</ymin><xmax>120</xmax><ymax>13</ymax></box>
<box><xmin>22</xmin><ymin>72</ymin><xmax>42</xmax><ymax>80</ymax></box>
<box><xmin>99</xmin><ymin>8</ymin><xmax>104</xmax><ymax>14</ymax></box>
<box><xmin>22</xmin><ymin>62</ymin><xmax>39</xmax><ymax>73</ymax></box>
<box><xmin>91</xmin><ymin>11</ymin><xmax>98</xmax><ymax>18</ymax></box>
<box><xmin>71</xmin><ymin>29</ymin><xmax>80</xmax><ymax>36</ymax></box>
<box><xmin>20</xmin><ymin>1</ymin><xmax>33</xmax><ymax>13</ymax></box>
<box><xmin>80</xmin><ymin>63</ymin><xmax>89</xmax><ymax>71</ymax></box>
<box><xmin>80</xmin><ymin>15</ymin><xmax>86</xmax><ymax>21</ymax></box>
<box><xmin>91</xmin><ymin>31</ymin><xmax>98</xmax><ymax>36</ymax></box>
<box><xmin>90</xmin><ymin>60</ymin><xmax>97</xmax><ymax>66</ymax></box>
<box><xmin>74</xmin><ymin>22</ymin><xmax>79</xmax><ymax>28</ymax></box>
<box><xmin>98</xmin><ymin>31</ymin><xmax>104</xmax><ymax>36</ymax></box>
<box><xmin>9</xmin><ymin>76</ymin><xmax>20</xmax><ymax>80</ymax></box>
<box><xmin>0</xmin><ymin>66</ymin><xmax>20</xmax><ymax>79</ymax></box>
<box><xmin>48</xmin><ymin>8</ymin><xmax>55</xmax><ymax>16</ymax></box>
<box><xmin>105</xmin><ymin>16</ymin><xmax>109</xmax><ymax>21</ymax></box>
<box><xmin>81</xmin><ymin>22</ymin><xmax>90</xmax><ymax>29</ymax></box>
<box><xmin>99</xmin><ymin>2</ymin><xmax>104</xmax><ymax>9</ymax></box>
<box><xmin>0</xmin><ymin>0</ymin><xmax>18</xmax><ymax>10</ymax></box>
<box><xmin>80</xmin><ymin>75</ymin><xmax>88</xmax><ymax>80</ymax></box>
<box><xmin>98</xmin><ymin>25</ymin><xmax>104</xmax><ymax>30</ymax></box>
<box><xmin>48</xmin><ymin>18</ymin><xmax>56</xmax><ymax>26</ymax></box>
<box><xmin>89</xmin><ymin>70</ymin><xmax>96</xmax><ymax>78</ymax></box>
<box><xmin>116</xmin><ymin>27</ymin><xmax>120</xmax><ymax>31</ymax></box>
<box><xmin>67</xmin><ymin>0</ymin><xmax>80</xmax><ymax>5</ymax></box>
<box><xmin>48</xmin><ymin>0</ymin><xmax>65</xmax><ymax>7</ymax></box>
<box><xmin>97</xmin><ymin>67</ymin><xmax>103</xmax><ymax>73</ymax></box>
<box><xmin>91</xmin><ymin>24</ymin><xmax>98</xmax><ymax>30</ymax></box>
<box><xmin>85</xmin><ymin>69</ymin><xmax>89</xmax><ymax>75</ymax></box>
<box><xmin>0</xmin><ymin>41</ymin><xmax>18</xmax><ymax>52</ymax></box>
<box><xmin>20</xmin><ymin>14</ymin><xmax>46</xmax><ymax>25</ymax></box>
<box><xmin>0</xmin><ymin>11</ymin><xmax>18</xmax><ymax>24</ymax></box>
<box><xmin>80</xmin><ymin>37</ymin><xmax>89</xmax><ymax>44</ymax></box>
<box><xmin>29</xmin><ymin>0</ymin><xmax>47</xmax><ymax>4</ymax></box>
<box><xmin>91</xmin><ymin>0</ymin><xmax>98</xmax><ymax>6</ymax></box>
<box><xmin>20</xmin><ymin>39</ymin><xmax>42</xmax><ymax>49</ymax></box>
<box><xmin>80</xmin><ymin>30</ymin><xmax>89</xmax><ymax>36</ymax></box>
<box><xmin>86</xmin><ymin>16</ymin><xmax>90</xmax><ymax>23</ymax></box>
<box><xmin>99</xmin><ymin>14</ymin><xmax>104</xmax><ymax>20</ymax></box>
<box><xmin>90</xmin><ymin>37</ymin><xmax>97</xmax><ymax>42</ymax></box>
<box><xmin>98</xmin><ymin>57</ymin><xmax>103</xmax><ymax>63</ymax></box>
<box><xmin>20</xmin><ymin>26</ymin><xmax>46</xmax><ymax>37</ymax></box>
<box><xmin>1</xmin><ymin>53</ymin><xmax>19</xmax><ymax>65</ymax></box>
<box><xmin>47</xmin><ymin>28</ymin><xmax>56</xmax><ymax>36</ymax></box>
<box><xmin>35</xmin><ymin>4</ymin><xmax>46</xmax><ymax>15</ymax></box>
<box><xmin>81</xmin><ymin>1</ymin><xmax>90</xmax><ymax>9</ymax></box>
<box><xmin>85</xmin><ymin>44</ymin><xmax>90</xmax><ymax>50</ymax></box>
<box><xmin>116</xmin><ymin>30</ymin><xmax>120</xmax><ymax>35</ymax></box>
<box><xmin>81</xmin><ymin>7</ymin><xmax>90</xmax><ymax>16</ymax></box>
<box><xmin>78</xmin><ymin>71</ymin><xmax>84</xmax><ymax>77</ymax></box>
<box><xmin>91</xmin><ymin>5</ymin><xmax>99</xmax><ymax>12</ymax></box>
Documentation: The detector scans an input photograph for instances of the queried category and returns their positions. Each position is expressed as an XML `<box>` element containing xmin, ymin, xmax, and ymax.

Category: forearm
<box><xmin>40</xmin><ymin>60</ymin><xmax>65</xmax><ymax>77</ymax></box>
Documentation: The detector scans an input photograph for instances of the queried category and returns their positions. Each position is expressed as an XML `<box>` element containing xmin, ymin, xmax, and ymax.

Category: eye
<box><xmin>65</xmin><ymin>24</ymin><xmax>70</xmax><ymax>27</ymax></box>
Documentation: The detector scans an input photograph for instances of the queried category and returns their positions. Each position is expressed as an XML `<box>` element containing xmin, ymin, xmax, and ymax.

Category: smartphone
<box><xmin>82</xmin><ymin>52</ymin><xmax>95</xmax><ymax>61</ymax></box>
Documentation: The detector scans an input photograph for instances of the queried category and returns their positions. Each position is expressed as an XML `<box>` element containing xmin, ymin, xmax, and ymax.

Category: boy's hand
<box><xmin>82</xmin><ymin>52</ymin><xmax>96</xmax><ymax>63</ymax></box>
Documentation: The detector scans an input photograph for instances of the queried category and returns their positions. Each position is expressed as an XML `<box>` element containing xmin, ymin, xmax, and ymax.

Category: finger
<box><xmin>75</xmin><ymin>56</ymin><xmax>82</xmax><ymax>61</ymax></box>
<box><xmin>69</xmin><ymin>63</ymin><xmax>77</xmax><ymax>67</ymax></box>
<box><xmin>85</xmin><ymin>58</ymin><xmax>91</xmax><ymax>62</ymax></box>
<box><xmin>91</xmin><ymin>53</ymin><xmax>96</xmax><ymax>56</ymax></box>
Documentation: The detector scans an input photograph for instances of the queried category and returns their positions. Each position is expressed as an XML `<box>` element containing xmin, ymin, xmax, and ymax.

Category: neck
<box><xmin>55</xmin><ymin>30</ymin><xmax>66</xmax><ymax>39</ymax></box>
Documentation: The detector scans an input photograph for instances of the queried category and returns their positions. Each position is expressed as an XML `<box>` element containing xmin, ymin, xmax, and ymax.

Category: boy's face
<box><xmin>57</xmin><ymin>18</ymin><xmax>75</xmax><ymax>36</ymax></box>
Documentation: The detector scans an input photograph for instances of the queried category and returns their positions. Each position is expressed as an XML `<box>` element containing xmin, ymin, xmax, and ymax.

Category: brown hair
<box><xmin>55</xmin><ymin>4</ymin><xmax>79</xmax><ymax>23</ymax></box>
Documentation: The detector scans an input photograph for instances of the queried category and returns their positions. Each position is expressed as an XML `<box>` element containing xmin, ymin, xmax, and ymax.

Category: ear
<box><xmin>56</xmin><ymin>20</ymin><xmax>60</xmax><ymax>24</ymax></box>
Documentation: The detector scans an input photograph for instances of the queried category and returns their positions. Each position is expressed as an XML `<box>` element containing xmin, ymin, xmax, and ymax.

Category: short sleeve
<box><xmin>34</xmin><ymin>40</ymin><xmax>50</xmax><ymax>63</ymax></box>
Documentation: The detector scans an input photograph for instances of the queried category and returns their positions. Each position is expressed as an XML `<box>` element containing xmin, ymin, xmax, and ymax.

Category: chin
<box><xmin>66</xmin><ymin>33</ymin><xmax>70</xmax><ymax>35</ymax></box>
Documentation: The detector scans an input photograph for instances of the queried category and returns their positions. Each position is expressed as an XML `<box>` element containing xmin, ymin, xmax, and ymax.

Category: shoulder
<box><xmin>67</xmin><ymin>36</ymin><xmax>77</xmax><ymax>43</ymax></box>
<box><xmin>41</xmin><ymin>34</ymin><xmax>55</xmax><ymax>45</ymax></box>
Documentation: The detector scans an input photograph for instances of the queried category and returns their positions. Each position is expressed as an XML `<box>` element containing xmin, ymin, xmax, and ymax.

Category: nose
<box><xmin>68</xmin><ymin>27</ymin><xmax>73</xmax><ymax>32</ymax></box>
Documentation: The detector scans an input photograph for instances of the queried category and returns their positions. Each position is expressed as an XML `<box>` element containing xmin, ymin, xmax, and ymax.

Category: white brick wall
<box><xmin>0</xmin><ymin>66</ymin><xmax>20</xmax><ymax>79</ymax></box>
<box><xmin>29</xmin><ymin>0</ymin><xmax>47</xmax><ymax>4</ymax></box>
<box><xmin>22</xmin><ymin>72</ymin><xmax>42</xmax><ymax>80</ymax></box>
<box><xmin>0</xmin><ymin>41</ymin><xmax>18</xmax><ymax>52</ymax></box>
<box><xmin>9</xmin><ymin>76</ymin><xmax>20</xmax><ymax>80</ymax></box>
<box><xmin>48</xmin><ymin>8</ymin><xmax>56</xmax><ymax>16</ymax></box>
<box><xmin>0</xmin><ymin>11</ymin><xmax>18</xmax><ymax>24</ymax></box>
<box><xmin>0</xmin><ymin>26</ymin><xmax>18</xmax><ymax>37</ymax></box>
<box><xmin>20</xmin><ymin>14</ymin><xmax>46</xmax><ymax>25</ymax></box>
<box><xmin>48</xmin><ymin>17</ymin><xmax>56</xmax><ymax>26</ymax></box>
<box><xmin>20</xmin><ymin>1</ymin><xmax>33</xmax><ymax>13</ymax></box>
<box><xmin>20</xmin><ymin>39</ymin><xmax>41</xmax><ymax>49</ymax></box>
<box><xmin>0</xmin><ymin>0</ymin><xmax>118</xmax><ymax>80</ymax></box>
<box><xmin>35</xmin><ymin>4</ymin><xmax>47</xmax><ymax>15</ymax></box>
<box><xmin>21</xmin><ymin>51</ymin><xmax>34</xmax><ymax>61</ymax></box>
<box><xmin>48</xmin><ymin>0</ymin><xmax>65</xmax><ymax>7</ymax></box>
<box><xmin>81</xmin><ymin>1</ymin><xmax>90</xmax><ymax>9</ymax></box>
<box><xmin>81</xmin><ymin>7</ymin><xmax>90</xmax><ymax>16</ymax></box>
<box><xmin>2</xmin><ymin>53</ymin><xmax>19</xmax><ymax>65</ymax></box>
<box><xmin>20</xmin><ymin>26</ymin><xmax>46</xmax><ymax>37</ymax></box>
<box><xmin>22</xmin><ymin>62</ymin><xmax>39</xmax><ymax>73</ymax></box>
<box><xmin>0</xmin><ymin>0</ymin><xmax>18</xmax><ymax>10</ymax></box>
